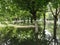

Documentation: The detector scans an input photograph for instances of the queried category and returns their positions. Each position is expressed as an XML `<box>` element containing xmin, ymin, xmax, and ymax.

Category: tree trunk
<box><xmin>53</xmin><ymin>8</ymin><xmax>58</xmax><ymax>45</ymax></box>
<box><xmin>31</xmin><ymin>17</ymin><xmax>33</xmax><ymax>23</ymax></box>
<box><xmin>30</xmin><ymin>1</ymin><xmax>39</xmax><ymax>45</ymax></box>
<box><xmin>34</xmin><ymin>20</ymin><xmax>39</xmax><ymax>45</ymax></box>
<box><xmin>32</xmin><ymin>11</ymin><xmax>39</xmax><ymax>45</ymax></box>
<box><xmin>28</xmin><ymin>17</ymin><xmax>29</xmax><ymax>24</ymax></box>
<box><xmin>53</xmin><ymin>16</ymin><xmax>57</xmax><ymax>39</ymax></box>
<box><xmin>43</xmin><ymin>12</ymin><xmax>46</xmax><ymax>38</ymax></box>
<box><xmin>53</xmin><ymin>15</ymin><xmax>58</xmax><ymax>45</ymax></box>
<box><xmin>24</xmin><ymin>18</ymin><xmax>25</xmax><ymax>24</ymax></box>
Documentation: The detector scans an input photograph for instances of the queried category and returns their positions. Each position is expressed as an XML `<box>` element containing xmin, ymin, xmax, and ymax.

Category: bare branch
<box><xmin>49</xmin><ymin>4</ymin><xmax>55</xmax><ymax>16</ymax></box>
<box><xmin>55</xmin><ymin>8</ymin><xmax>58</xmax><ymax>16</ymax></box>
<box><xmin>57</xmin><ymin>8</ymin><xmax>60</xmax><ymax>15</ymax></box>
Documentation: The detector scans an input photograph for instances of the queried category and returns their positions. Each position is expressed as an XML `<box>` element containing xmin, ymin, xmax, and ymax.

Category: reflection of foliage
<box><xmin>0</xmin><ymin>26</ymin><xmax>50</xmax><ymax>45</ymax></box>
<box><xmin>0</xmin><ymin>27</ymin><xmax>32</xmax><ymax>45</ymax></box>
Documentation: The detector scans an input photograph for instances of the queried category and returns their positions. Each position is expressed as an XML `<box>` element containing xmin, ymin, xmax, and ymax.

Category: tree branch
<box><xmin>55</xmin><ymin>8</ymin><xmax>58</xmax><ymax>16</ymax></box>
<box><xmin>49</xmin><ymin>4</ymin><xmax>55</xmax><ymax>16</ymax></box>
<box><xmin>57</xmin><ymin>8</ymin><xmax>60</xmax><ymax>15</ymax></box>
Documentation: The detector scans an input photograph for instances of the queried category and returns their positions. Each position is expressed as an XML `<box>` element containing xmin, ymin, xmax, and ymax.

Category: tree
<box><xmin>13</xmin><ymin>0</ymin><xmax>50</xmax><ymax>20</ymax></box>
<box><xmin>0</xmin><ymin>0</ymin><xmax>53</xmax><ymax>45</ymax></box>
<box><xmin>49</xmin><ymin>0</ymin><xmax>60</xmax><ymax>45</ymax></box>
<box><xmin>12</xmin><ymin>0</ymin><xmax>51</xmax><ymax>45</ymax></box>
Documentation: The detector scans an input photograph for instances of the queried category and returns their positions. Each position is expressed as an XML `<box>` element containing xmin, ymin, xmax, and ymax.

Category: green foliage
<box><xmin>50</xmin><ymin>0</ymin><xmax>60</xmax><ymax>8</ymax></box>
<box><xmin>13</xmin><ymin>0</ymin><xmax>50</xmax><ymax>11</ymax></box>
<box><xmin>0</xmin><ymin>26</ymin><xmax>46</xmax><ymax>45</ymax></box>
<box><xmin>0</xmin><ymin>27</ymin><xmax>34</xmax><ymax>45</ymax></box>
<box><xmin>12</xmin><ymin>0</ymin><xmax>50</xmax><ymax>21</ymax></box>
<box><xmin>0</xmin><ymin>0</ymin><xmax>51</xmax><ymax>22</ymax></box>
<box><xmin>0</xmin><ymin>0</ymin><xmax>20</xmax><ymax>21</ymax></box>
<box><xmin>0</xmin><ymin>0</ymin><xmax>58</xmax><ymax>45</ymax></box>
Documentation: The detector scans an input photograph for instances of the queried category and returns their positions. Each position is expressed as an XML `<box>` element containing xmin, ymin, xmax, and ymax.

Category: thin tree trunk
<box><xmin>49</xmin><ymin>4</ymin><xmax>59</xmax><ymax>45</ymax></box>
<box><xmin>53</xmin><ymin>8</ymin><xmax>58</xmax><ymax>45</ymax></box>
<box><xmin>53</xmin><ymin>15</ymin><xmax>58</xmax><ymax>45</ymax></box>
<box><xmin>43</xmin><ymin>12</ymin><xmax>46</xmax><ymax>38</ymax></box>
<box><xmin>24</xmin><ymin>19</ymin><xmax>25</xmax><ymax>24</ymax></box>
<box><xmin>28</xmin><ymin>17</ymin><xmax>29</xmax><ymax>24</ymax></box>
<box><xmin>31</xmin><ymin>17</ymin><xmax>33</xmax><ymax>23</ymax></box>
<box><xmin>53</xmin><ymin>16</ymin><xmax>57</xmax><ymax>39</ymax></box>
